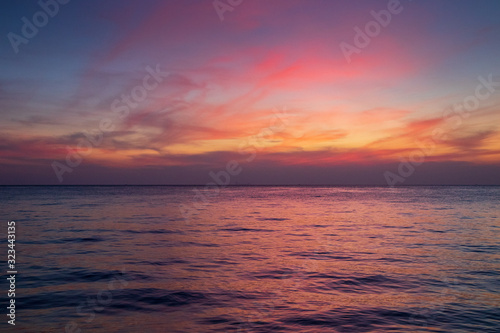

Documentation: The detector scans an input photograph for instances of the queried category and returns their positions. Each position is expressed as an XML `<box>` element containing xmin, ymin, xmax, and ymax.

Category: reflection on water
<box><xmin>1</xmin><ymin>186</ymin><xmax>499</xmax><ymax>332</ymax></box>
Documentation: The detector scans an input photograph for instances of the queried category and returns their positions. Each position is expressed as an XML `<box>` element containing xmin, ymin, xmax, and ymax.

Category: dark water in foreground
<box><xmin>0</xmin><ymin>186</ymin><xmax>499</xmax><ymax>332</ymax></box>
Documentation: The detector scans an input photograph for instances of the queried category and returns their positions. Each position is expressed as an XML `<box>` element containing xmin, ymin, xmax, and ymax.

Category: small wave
<box><xmin>122</xmin><ymin>229</ymin><xmax>181</xmax><ymax>234</ymax></box>
<box><xmin>98</xmin><ymin>289</ymin><xmax>210</xmax><ymax>313</ymax></box>
<box><xmin>251</xmin><ymin>268</ymin><xmax>299</xmax><ymax>280</ymax></box>
<box><xmin>219</xmin><ymin>227</ymin><xmax>275</xmax><ymax>232</ymax></box>
<box><xmin>290</xmin><ymin>251</ymin><xmax>355</xmax><ymax>261</ymax></box>
<box><xmin>20</xmin><ymin>268</ymin><xmax>150</xmax><ymax>289</ymax></box>
<box><xmin>282</xmin><ymin>307</ymin><xmax>414</xmax><ymax>331</ymax></box>
<box><xmin>20</xmin><ymin>236</ymin><xmax>106</xmax><ymax>244</ymax></box>
<box><xmin>180</xmin><ymin>241</ymin><xmax>219</xmax><ymax>247</ymax></box>
<box><xmin>310</xmin><ymin>273</ymin><xmax>417</xmax><ymax>293</ymax></box>
<box><xmin>460</xmin><ymin>244</ymin><xmax>499</xmax><ymax>253</ymax></box>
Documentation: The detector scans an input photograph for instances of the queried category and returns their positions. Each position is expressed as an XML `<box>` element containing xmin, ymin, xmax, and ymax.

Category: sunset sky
<box><xmin>1</xmin><ymin>0</ymin><xmax>499</xmax><ymax>185</ymax></box>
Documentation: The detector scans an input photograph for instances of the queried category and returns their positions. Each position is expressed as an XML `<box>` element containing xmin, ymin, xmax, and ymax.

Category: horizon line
<box><xmin>1</xmin><ymin>184</ymin><xmax>499</xmax><ymax>187</ymax></box>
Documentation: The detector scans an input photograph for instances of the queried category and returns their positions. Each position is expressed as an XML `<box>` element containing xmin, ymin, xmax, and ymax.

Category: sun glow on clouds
<box><xmin>1</xmin><ymin>0</ymin><xmax>500</xmax><ymax>184</ymax></box>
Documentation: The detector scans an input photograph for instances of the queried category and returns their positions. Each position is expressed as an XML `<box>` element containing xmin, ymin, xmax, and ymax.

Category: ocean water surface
<box><xmin>1</xmin><ymin>186</ymin><xmax>499</xmax><ymax>332</ymax></box>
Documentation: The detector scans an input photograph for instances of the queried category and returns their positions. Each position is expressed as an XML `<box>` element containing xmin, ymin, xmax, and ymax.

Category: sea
<box><xmin>0</xmin><ymin>185</ymin><xmax>499</xmax><ymax>332</ymax></box>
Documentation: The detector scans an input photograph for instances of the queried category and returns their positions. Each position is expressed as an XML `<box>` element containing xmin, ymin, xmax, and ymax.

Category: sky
<box><xmin>0</xmin><ymin>0</ymin><xmax>499</xmax><ymax>185</ymax></box>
